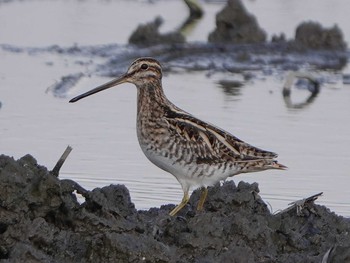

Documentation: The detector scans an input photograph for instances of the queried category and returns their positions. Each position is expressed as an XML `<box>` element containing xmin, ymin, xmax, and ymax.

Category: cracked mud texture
<box><xmin>1</xmin><ymin>154</ymin><xmax>350</xmax><ymax>262</ymax></box>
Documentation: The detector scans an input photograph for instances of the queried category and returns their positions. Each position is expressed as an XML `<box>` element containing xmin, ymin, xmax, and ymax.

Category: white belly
<box><xmin>139</xmin><ymin>142</ymin><xmax>238</xmax><ymax>191</ymax></box>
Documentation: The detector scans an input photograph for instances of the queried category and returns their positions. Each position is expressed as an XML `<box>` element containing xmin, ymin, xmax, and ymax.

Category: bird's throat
<box><xmin>137</xmin><ymin>81</ymin><xmax>168</xmax><ymax>118</ymax></box>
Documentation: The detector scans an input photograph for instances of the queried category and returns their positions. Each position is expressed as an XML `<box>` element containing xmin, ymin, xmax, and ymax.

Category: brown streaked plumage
<box><xmin>70</xmin><ymin>57</ymin><xmax>287</xmax><ymax>216</ymax></box>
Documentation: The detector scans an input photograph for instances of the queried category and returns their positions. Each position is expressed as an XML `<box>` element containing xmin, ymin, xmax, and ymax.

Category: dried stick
<box><xmin>275</xmin><ymin>192</ymin><xmax>323</xmax><ymax>216</ymax></box>
<box><xmin>51</xmin><ymin>145</ymin><xmax>73</xmax><ymax>177</ymax></box>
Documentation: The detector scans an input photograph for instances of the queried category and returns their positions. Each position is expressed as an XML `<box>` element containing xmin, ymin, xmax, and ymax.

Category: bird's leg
<box><xmin>197</xmin><ymin>187</ymin><xmax>208</xmax><ymax>211</ymax></box>
<box><xmin>169</xmin><ymin>191</ymin><xmax>190</xmax><ymax>216</ymax></box>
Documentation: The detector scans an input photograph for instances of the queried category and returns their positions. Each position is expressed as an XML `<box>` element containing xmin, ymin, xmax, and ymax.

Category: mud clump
<box><xmin>208</xmin><ymin>0</ymin><xmax>266</xmax><ymax>44</ymax></box>
<box><xmin>1</xmin><ymin>154</ymin><xmax>350</xmax><ymax>262</ymax></box>
<box><xmin>294</xmin><ymin>21</ymin><xmax>347</xmax><ymax>51</ymax></box>
<box><xmin>128</xmin><ymin>17</ymin><xmax>185</xmax><ymax>47</ymax></box>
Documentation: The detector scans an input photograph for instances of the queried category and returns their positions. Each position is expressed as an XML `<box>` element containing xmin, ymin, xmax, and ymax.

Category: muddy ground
<box><xmin>0</xmin><ymin>154</ymin><xmax>350</xmax><ymax>262</ymax></box>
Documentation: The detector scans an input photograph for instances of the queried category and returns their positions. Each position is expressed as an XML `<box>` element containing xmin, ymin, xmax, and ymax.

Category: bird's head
<box><xmin>69</xmin><ymin>57</ymin><xmax>162</xmax><ymax>103</ymax></box>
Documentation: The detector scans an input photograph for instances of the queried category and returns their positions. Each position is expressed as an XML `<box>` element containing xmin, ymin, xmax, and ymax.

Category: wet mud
<box><xmin>1</xmin><ymin>154</ymin><xmax>350</xmax><ymax>262</ymax></box>
<box><xmin>294</xmin><ymin>22</ymin><xmax>347</xmax><ymax>51</ymax></box>
<box><xmin>208</xmin><ymin>0</ymin><xmax>266</xmax><ymax>44</ymax></box>
<box><xmin>129</xmin><ymin>17</ymin><xmax>185</xmax><ymax>47</ymax></box>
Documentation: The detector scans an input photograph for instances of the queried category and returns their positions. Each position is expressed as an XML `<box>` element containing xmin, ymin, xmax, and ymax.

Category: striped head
<box><xmin>69</xmin><ymin>57</ymin><xmax>163</xmax><ymax>103</ymax></box>
<box><xmin>126</xmin><ymin>57</ymin><xmax>162</xmax><ymax>86</ymax></box>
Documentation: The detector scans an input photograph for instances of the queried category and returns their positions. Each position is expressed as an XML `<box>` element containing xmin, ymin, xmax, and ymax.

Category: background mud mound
<box><xmin>208</xmin><ymin>0</ymin><xmax>266</xmax><ymax>44</ymax></box>
<box><xmin>0</xmin><ymin>154</ymin><xmax>349</xmax><ymax>262</ymax></box>
<box><xmin>294</xmin><ymin>21</ymin><xmax>347</xmax><ymax>51</ymax></box>
<box><xmin>129</xmin><ymin>17</ymin><xmax>185</xmax><ymax>47</ymax></box>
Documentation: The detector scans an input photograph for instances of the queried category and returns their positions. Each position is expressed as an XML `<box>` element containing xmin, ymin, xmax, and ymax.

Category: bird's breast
<box><xmin>136</xmin><ymin>116</ymin><xmax>238</xmax><ymax>185</ymax></box>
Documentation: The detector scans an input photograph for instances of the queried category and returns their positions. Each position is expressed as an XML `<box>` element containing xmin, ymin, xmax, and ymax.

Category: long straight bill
<box><xmin>69</xmin><ymin>75</ymin><xmax>128</xmax><ymax>103</ymax></box>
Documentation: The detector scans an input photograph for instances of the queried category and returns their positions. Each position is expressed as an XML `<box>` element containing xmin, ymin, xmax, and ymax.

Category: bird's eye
<box><xmin>141</xmin><ymin>63</ymin><xmax>148</xmax><ymax>70</ymax></box>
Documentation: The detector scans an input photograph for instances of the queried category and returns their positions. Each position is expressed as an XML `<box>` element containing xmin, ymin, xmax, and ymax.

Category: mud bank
<box><xmin>208</xmin><ymin>0</ymin><xmax>266</xmax><ymax>44</ymax></box>
<box><xmin>1</xmin><ymin>154</ymin><xmax>350</xmax><ymax>262</ymax></box>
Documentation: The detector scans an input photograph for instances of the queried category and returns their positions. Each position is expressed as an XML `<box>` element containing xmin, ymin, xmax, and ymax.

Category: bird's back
<box><xmin>137</xmin><ymin>93</ymin><xmax>285</xmax><ymax>186</ymax></box>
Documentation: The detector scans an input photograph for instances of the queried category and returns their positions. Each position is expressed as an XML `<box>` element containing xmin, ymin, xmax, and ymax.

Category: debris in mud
<box><xmin>294</xmin><ymin>21</ymin><xmax>347</xmax><ymax>51</ymax></box>
<box><xmin>1</xmin><ymin>153</ymin><xmax>350</xmax><ymax>262</ymax></box>
<box><xmin>323</xmin><ymin>246</ymin><xmax>350</xmax><ymax>263</ymax></box>
<box><xmin>208</xmin><ymin>0</ymin><xmax>266</xmax><ymax>44</ymax></box>
<box><xmin>128</xmin><ymin>16</ymin><xmax>185</xmax><ymax>46</ymax></box>
<box><xmin>276</xmin><ymin>192</ymin><xmax>323</xmax><ymax>216</ymax></box>
<box><xmin>51</xmin><ymin>145</ymin><xmax>72</xmax><ymax>177</ymax></box>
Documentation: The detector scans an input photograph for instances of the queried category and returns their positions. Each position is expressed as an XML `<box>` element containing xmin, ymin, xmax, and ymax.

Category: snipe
<box><xmin>70</xmin><ymin>57</ymin><xmax>286</xmax><ymax>216</ymax></box>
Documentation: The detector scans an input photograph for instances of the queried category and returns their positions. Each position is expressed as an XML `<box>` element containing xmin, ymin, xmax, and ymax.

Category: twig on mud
<box><xmin>51</xmin><ymin>145</ymin><xmax>73</xmax><ymax>177</ymax></box>
<box><xmin>274</xmin><ymin>192</ymin><xmax>323</xmax><ymax>216</ymax></box>
<box><xmin>321</xmin><ymin>247</ymin><xmax>334</xmax><ymax>263</ymax></box>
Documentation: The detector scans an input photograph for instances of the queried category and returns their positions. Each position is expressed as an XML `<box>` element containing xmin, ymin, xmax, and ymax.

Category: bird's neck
<box><xmin>136</xmin><ymin>79</ymin><xmax>169</xmax><ymax>118</ymax></box>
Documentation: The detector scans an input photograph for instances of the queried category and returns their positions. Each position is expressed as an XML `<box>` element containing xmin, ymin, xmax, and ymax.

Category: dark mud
<box><xmin>1</xmin><ymin>154</ymin><xmax>350</xmax><ymax>262</ymax></box>
<box><xmin>128</xmin><ymin>17</ymin><xmax>185</xmax><ymax>47</ymax></box>
<box><xmin>294</xmin><ymin>22</ymin><xmax>347</xmax><ymax>51</ymax></box>
<box><xmin>208</xmin><ymin>0</ymin><xmax>266</xmax><ymax>44</ymax></box>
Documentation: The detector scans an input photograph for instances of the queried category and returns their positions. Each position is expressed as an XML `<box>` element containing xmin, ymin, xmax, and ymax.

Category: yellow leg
<box><xmin>197</xmin><ymin>187</ymin><xmax>208</xmax><ymax>211</ymax></box>
<box><xmin>169</xmin><ymin>191</ymin><xmax>190</xmax><ymax>216</ymax></box>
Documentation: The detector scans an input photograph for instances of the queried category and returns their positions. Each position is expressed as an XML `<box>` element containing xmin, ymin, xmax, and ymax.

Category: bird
<box><xmin>69</xmin><ymin>57</ymin><xmax>287</xmax><ymax>216</ymax></box>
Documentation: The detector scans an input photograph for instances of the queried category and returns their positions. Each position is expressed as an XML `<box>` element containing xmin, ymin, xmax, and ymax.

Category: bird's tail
<box><xmin>270</xmin><ymin>161</ymin><xmax>288</xmax><ymax>170</ymax></box>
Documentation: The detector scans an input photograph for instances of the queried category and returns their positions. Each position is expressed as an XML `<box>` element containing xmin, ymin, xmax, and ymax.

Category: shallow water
<box><xmin>1</xmin><ymin>0</ymin><xmax>350</xmax><ymax>216</ymax></box>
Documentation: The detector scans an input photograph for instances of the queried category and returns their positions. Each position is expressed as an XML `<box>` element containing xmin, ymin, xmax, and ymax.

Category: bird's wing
<box><xmin>164</xmin><ymin>110</ymin><xmax>277</xmax><ymax>162</ymax></box>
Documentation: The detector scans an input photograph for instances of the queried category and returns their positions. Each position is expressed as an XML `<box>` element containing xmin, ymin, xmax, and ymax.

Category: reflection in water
<box><xmin>282</xmin><ymin>71</ymin><xmax>320</xmax><ymax>109</ymax></box>
<box><xmin>47</xmin><ymin>73</ymin><xmax>84</xmax><ymax>98</ymax></box>
<box><xmin>217</xmin><ymin>79</ymin><xmax>244</xmax><ymax>98</ymax></box>
<box><xmin>343</xmin><ymin>74</ymin><xmax>350</xmax><ymax>84</ymax></box>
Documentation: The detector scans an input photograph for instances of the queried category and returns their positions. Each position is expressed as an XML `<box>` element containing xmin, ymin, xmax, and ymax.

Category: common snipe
<box><xmin>70</xmin><ymin>57</ymin><xmax>286</xmax><ymax>216</ymax></box>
